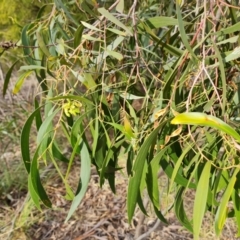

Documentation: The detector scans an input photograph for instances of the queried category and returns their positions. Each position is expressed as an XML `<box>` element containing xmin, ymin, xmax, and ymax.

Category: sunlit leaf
<box><xmin>81</xmin><ymin>21</ymin><xmax>103</xmax><ymax>32</ymax></box>
<box><xmin>19</xmin><ymin>65</ymin><xmax>46</xmax><ymax>71</ymax></box>
<box><xmin>12</xmin><ymin>70</ymin><xmax>33</xmax><ymax>94</ymax></box>
<box><xmin>171</xmin><ymin>112</ymin><xmax>240</xmax><ymax>141</ymax></box>
<box><xmin>82</xmin><ymin>34</ymin><xmax>103</xmax><ymax>42</ymax></box>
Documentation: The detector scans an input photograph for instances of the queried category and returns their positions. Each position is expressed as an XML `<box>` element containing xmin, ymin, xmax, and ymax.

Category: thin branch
<box><xmin>136</xmin><ymin>219</ymin><xmax>162</xmax><ymax>240</ymax></box>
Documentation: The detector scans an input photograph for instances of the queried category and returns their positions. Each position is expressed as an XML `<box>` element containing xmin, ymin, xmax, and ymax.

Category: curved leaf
<box><xmin>30</xmin><ymin>147</ymin><xmax>52</xmax><ymax>208</ymax></box>
<box><xmin>215</xmin><ymin>168</ymin><xmax>239</xmax><ymax>235</ymax></box>
<box><xmin>3</xmin><ymin>60</ymin><xmax>18</xmax><ymax>96</ymax></box>
<box><xmin>12</xmin><ymin>70</ymin><xmax>33</xmax><ymax>94</ymax></box>
<box><xmin>175</xmin><ymin>187</ymin><xmax>193</xmax><ymax>232</ymax></box>
<box><xmin>171</xmin><ymin>112</ymin><xmax>240</xmax><ymax>141</ymax></box>
<box><xmin>21</xmin><ymin>106</ymin><xmax>43</xmax><ymax>173</ymax></box>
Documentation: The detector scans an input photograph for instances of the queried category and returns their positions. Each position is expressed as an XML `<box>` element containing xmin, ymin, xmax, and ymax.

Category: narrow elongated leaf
<box><xmin>54</xmin><ymin>0</ymin><xmax>78</xmax><ymax>26</ymax></box>
<box><xmin>160</xmin><ymin>159</ymin><xmax>196</xmax><ymax>189</ymax></box>
<box><xmin>82</xmin><ymin>34</ymin><xmax>103</xmax><ymax>42</ymax></box>
<box><xmin>171</xmin><ymin>112</ymin><xmax>240</xmax><ymax>141</ymax></box>
<box><xmin>52</xmin><ymin>141</ymin><xmax>69</xmax><ymax>163</ymax></box>
<box><xmin>92</xmin><ymin>114</ymin><xmax>99</xmax><ymax>157</ymax></box>
<box><xmin>37</xmin><ymin>4</ymin><xmax>48</xmax><ymax>19</ymax></box>
<box><xmin>232</xmin><ymin>189</ymin><xmax>240</xmax><ymax>237</ymax></box>
<box><xmin>3</xmin><ymin>60</ymin><xmax>18</xmax><ymax>96</ymax></box>
<box><xmin>216</xmin><ymin>36</ymin><xmax>238</xmax><ymax>45</ymax></box>
<box><xmin>95</xmin><ymin>36</ymin><xmax>125</xmax><ymax>64</ymax></box>
<box><xmin>37</xmin><ymin>108</ymin><xmax>60</xmax><ymax>162</ymax></box>
<box><xmin>139</xmin><ymin>16</ymin><xmax>189</xmax><ymax>29</ymax></box>
<box><xmin>49</xmin><ymin>95</ymin><xmax>93</xmax><ymax>106</ymax></box>
<box><xmin>213</xmin><ymin>43</ymin><xmax>226</xmax><ymax>113</ymax></box>
<box><xmin>116</xmin><ymin>0</ymin><xmax>124</xmax><ymax>13</ymax></box>
<box><xmin>37</xmin><ymin>89</ymin><xmax>55</xmax><ymax>161</ymax></box>
<box><xmin>36</xmin><ymin>56</ymin><xmax>48</xmax><ymax>93</ymax></box>
<box><xmin>98</xmin><ymin>8</ymin><xmax>132</xmax><ymax>36</ymax></box>
<box><xmin>37</xmin><ymin>31</ymin><xmax>51</xmax><ymax>57</ymax></box>
<box><xmin>20</xmin><ymin>65</ymin><xmax>46</xmax><ymax>71</ymax></box>
<box><xmin>81</xmin><ymin>21</ymin><xmax>103</xmax><ymax>32</ymax></box>
<box><xmin>137</xmin><ymin>191</ymin><xmax>149</xmax><ymax>216</ymax></box>
<box><xmin>65</xmin><ymin>141</ymin><xmax>91</xmax><ymax>222</ymax></box>
<box><xmin>37</xmin><ymin>108</ymin><xmax>59</xmax><ymax>144</ymax></box>
<box><xmin>70</xmin><ymin>113</ymin><xmax>90</xmax><ymax>152</ymax></box>
<box><xmin>28</xmin><ymin>174</ymin><xmax>41</xmax><ymax>211</ymax></box>
<box><xmin>106</xmin><ymin>50</ymin><xmax>123</xmax><ymax>60</ymax></box>
<box><xmin>193</xmin><ymin>161</ymin><xmax>211</xmax><ymax>240</ymax></box>
<box><xmin>146</xmin><ymin>159</ymin><xmax>160</xmax><ymax>209</ymax></box>
<box><xmin>176</xmin><ymin>3</ymin><xmax>198</xmax><ymax>62</ymax></box>
<box><xmin>147</xmin><ymin>145</ymin><xmax>171</xmax><ymax>209</ymax></box>
<box><xmin>34</xmin><ymin>98</ymin><xmax>42</xmax><ymax>130</ymax></box>
<box><xmin>74</xmin><ymin>25</ymin><xmax>84</xmax><ymax>48</ymax></box>
<box><xmin>55</xmin><ymin>38</ymin><xmax>65</xmax><ymax>56</ymax></box>
<box><xmin>106</xmin><ymin>28</ymin><xmax>126</xmax><ymax>36</ymax></box>
<box><xmin>45</xmin><ymin>88</ymin><xmax>53</xmax><ymax>116</ymax></box>
<box><xmin>215</xmin><ymin>168</ymin><xmax>239</xmax><ymax>235</ymax></box>
<box><xmin>215</xmin><ymin>21</ymin><xmax>240</xmax><ymax>35</ymax></box>
<box><xmin>137</xmin><ymin>21</ymin><xmax>183</xmax><ymax>57</ymax></box>
<box><xmin>175</xmin><ymin>187</ymin><xmax>193</xmax><ymax>232</ymax></box>
<box><xmin>127</xmin><ymin>120</ymin><xmax>168</xmax><ymax>222</ymax></box>
<box><xmin>168</xmin><ymin>144</ymin><xmax>193</xmax><ymax>194</ymax></box>
<box><xmin>21</xmin><ymin>106</ymin><xmax>42</xmax><ymax>173</ymax></box>
<box><xmin>12</xmin><ymin>71</ymin><xmax>33</xmax><ymax>94</ymax></box>
<box><xmin>30</xmin><ymin>148</ymin><xmax>52</xmax><ymax>208</ymax></box>
<box><xmin>225</xmin><ymin>47</ymin><xmax>240</xmax><ymax>62</ymax></box>
<box><xmin>153</xmin><ymin>205</ymin><xmax>168</xmax><ymax>224</ymax></box>
<box><xmin>100</xmin><ymin>139</ymin><xmax>125</xmax><ymax>185</ymax></box>
<box><xmin>21</xmin><ymin>24</ymin><xmax>33</xmax><ymax>64</ymax></box>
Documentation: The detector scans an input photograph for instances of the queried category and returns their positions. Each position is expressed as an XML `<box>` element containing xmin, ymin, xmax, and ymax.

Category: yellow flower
<box><xmin>63</xmin><ymin>99</ymin><xmax>82</xmax><ymax>117</ymax></box>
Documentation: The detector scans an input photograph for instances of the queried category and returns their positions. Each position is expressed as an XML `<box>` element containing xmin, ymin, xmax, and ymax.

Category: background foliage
<box><xmin>2</xmin><ymin>0</ymin><xmax>240</xmax><ymax>239</ymax></box>
<box><xmin>0</xmin><ymin>0</ymin><xmax>50</xmax><ymax>40</ymax></box>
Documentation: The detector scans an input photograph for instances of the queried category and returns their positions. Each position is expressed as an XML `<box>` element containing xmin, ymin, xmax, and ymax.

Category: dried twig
<box><xmin>0</xmin><ymin>41</ymin><xmax>17</xmax><ymax>50</ymax></box>
<box><xmin>134</xmin><ymin>197</ymin><xmax>149</xmax><ymax>239</ymax></box>
<box><xmin>136</xmin><ymin>219</ymin><xmax>162</xmax><ymax>240</ymax></box>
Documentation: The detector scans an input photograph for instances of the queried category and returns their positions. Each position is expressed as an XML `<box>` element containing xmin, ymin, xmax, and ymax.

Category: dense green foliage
<box><xmin>3</xmin><ymin>0</ymin><xmax>240</xmax><ymax>239</ymax></box>
<box><xmin>0</xmin><ymin>0</ymin><xmax>49</xmax><ymax>40</ymax></box>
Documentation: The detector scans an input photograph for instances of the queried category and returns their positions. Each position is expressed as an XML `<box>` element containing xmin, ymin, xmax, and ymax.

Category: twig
<box><xmin>74</xmin><ymin>219</ymin><xmax>107</xmax><ymax>240</ymax></box>
<box><xmin>0</xmin><ymin>39</ymin><xmax>74</xmax><ymax>50</ymax></box>
<box><xmin>136</xmin><ymin>219</ymin><xmax>162</xmax><ymax>240</ymax></box>
<box><xmin>70</xmin><ymin>0</ymin><xmax>122</xmax><ymax>59</ymax></box>
<box><xmin>0</xmin><ymin>41</ymin><xmax>17</xmax><ymax>50</ymax></box>
<box><xmin>134</xmin><ymin>197</ymin><xmax>149</xmax><ymax>238</ymax></box>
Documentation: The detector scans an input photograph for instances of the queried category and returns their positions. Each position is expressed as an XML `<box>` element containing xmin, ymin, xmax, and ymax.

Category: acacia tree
<box><xmin>2</xmin><ymin>0</ymin><xmax>240</xmax><ymax>239</ymax></box>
